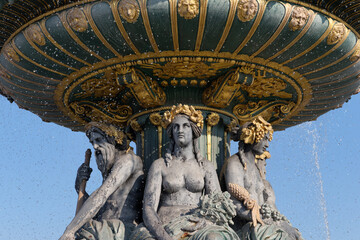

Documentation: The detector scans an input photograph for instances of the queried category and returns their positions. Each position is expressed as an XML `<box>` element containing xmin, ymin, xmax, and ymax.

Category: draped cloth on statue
<box><xmin>75</xmin><ymin>219</ymin><xmax>125</xmax><ymax>240</ymax></box>
<box><xmin>238</xmin><ymin>222</ymin><xmax>290</xmax><ymax>240</ymax></box>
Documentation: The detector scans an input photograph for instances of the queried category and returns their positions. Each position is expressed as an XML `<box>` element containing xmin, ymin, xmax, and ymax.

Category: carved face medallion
<box><xmin>172</xmin><ymin>115</ymin><xmax>193</xmax><ymax>148</ymax></box>
<box><xmin>252</xmin><ymin>133</ymin><xmax>269</xmax><ymax>155</ymax></box>
<box><xmin>26</xmin><ymin>24</ymin><xmax>46</xmax><ymax>46</ymax></box>
<box><xmin>289</xmin><ymin>6</ymin><xmax>309</xmax><ymax>31</ymax></box>
<box><xmin>88</xmin><ymin>131</ymin><xmax>116</xmax><ymax>175</ymax></box>
<box><xmin>67</xmin><ymin>8</ymin><xmax>88</xmax><ymax>32</ymax></box>
<box><xmin>327</xmin><ymin>23</ymin><xmax>346</xmax><ymax>45</ymax></box>
<box><xmin>237</xmin><ymin>0</ymin><xmax>258</xmax><ymax>22</ymax></box>
<box><xmin>119</xmin><ymin>0</ymin><xmax>140</xmax><ymax>23</ymax></box>
<box><xmin>178</xmin><ymin>0</ymin><xmax>199</xmax><ymax>19</ymax></box>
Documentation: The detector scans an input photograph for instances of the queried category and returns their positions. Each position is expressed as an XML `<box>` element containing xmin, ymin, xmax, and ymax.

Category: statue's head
<box><xmin>289</xmin><ymin>6</ymin><xmax>309</xmax><ymax>31</ymax></box>
<box><xmin>162</xmin><ymin>104</ymin><xmax>204</xmax><ymax>165</ymax></box>
<box><xmin>237</xmin><ymin>0</ymin><xmax>258</xmax><ymax>22</ymax></box>
<box><xmin>232</xmin><ymin>116</ymin><xmax>273</xmax><ymax>155</ymax></box>
<box><xmin>85</xmin><ymin>122</ymin><xmax>127</xmax><ymax>175</ymax></box>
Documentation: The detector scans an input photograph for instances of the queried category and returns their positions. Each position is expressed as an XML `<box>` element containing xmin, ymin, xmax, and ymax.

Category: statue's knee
<box><xmin>204</xmin><ymin>232</ymin><xmax>223</xmax><ymax>240</ymax></box>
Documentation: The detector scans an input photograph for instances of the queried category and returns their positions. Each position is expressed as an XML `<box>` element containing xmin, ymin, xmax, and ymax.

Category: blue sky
<box><xmin>0</xmin><ymin>94</ymin><xmax>359</xmax><ymax>240</ymax></box>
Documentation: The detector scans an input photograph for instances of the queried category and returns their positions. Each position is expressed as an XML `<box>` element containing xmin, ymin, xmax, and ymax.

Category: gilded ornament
<box><xmin>206</xmin><ymin>113</ymin><xmax>220</xmax><ymax>127</ymax></box>
<box><xmin>255</xmin><ymin>150</ymin><xmax>271</xmax><ymax>161</ymax></box>
<box><xmin>180</xmin><ymin>79</ymin><xmax>188</xmax><ymax>86</ymax></box>
<box><xmin>129</xmin><ymin>119</ymin><xmax>142</xmax><ymax>132</ymax></box>
<box><xmin>199</xmin><ymin>80</ymin><xmax>207</xmax><ymax>87</ymax></box>
<box><xmin>67</xmin><ymin>8</ymin><xmax>88</xmax><ymax>32</ymax></box>
<box><xmin>25</xmin><ymin>24</ymin><xmax>46</xmax><ymax>46</ymax></box>
<box><xmin>240</xmin><ymin>116</ymin><xmax>273</xmax><ymax>144</ymax></box>
<box><xmin>237</xmin><ymin>0</ymin><xmax>258</xmax><ymax>22</ymax></box>
<box><xmin>226</xmin><ymin>119</ymin><xmax>238</xmax><ymax>132</ymax></box>
<box><xmin>3</xmin><ymin>44</ymin><xmax>19</xmax><ymax>62</ymax></box>
<box><xmin>178</xmin><ymin>0</ymin><xmax>199</xmax><ymax>19</ymax></box>
<box><xmin>140</xmin><ymin>60</ymin><xmax>233</xmax><ymax>79</ymax></box>
<box><xmin>161</xmin><ymin>80</ymin><xmax>169</xmax><ymax>87</ymax></box>
<box><xmin>289</xmin><ymin>6</ymin><xmax>309</xmax><ymax>31</ymax></box>
<box><xmin>119</xmin><ymin>0</ymin><xmax>140</xmax><ymax>23</ymax></box>
<box><xmin>149</xmin><ymin>112</ymin><xmax>162</xmax><ymax>126</ymax></box>
<box><xmin>242</xmin><ymin>77</ymin><xmax>292</xmax><ymax>99</ymax></box>
<box><xmin>162</xmin><ymin>104</ymin><xmax>204</xmax><ymax>130</ymax></box>
<box><xmin>170</xmin><ymin>79</ymin><xmax>178</xmax><ymax>86</ymax></box>
<box><xmin>85</xmin><ymin>121</ymin><xmax>126</xmax><ymax>145</ymax></box>
<box><xmin>350</xmin><ymin>47</ymin><xmax>360</xmax><ymax>62</ymax></box>
<box><xmin>327</xmin><ymin>22</ymin><xmax>346</xmax><ymax>45</ymax></box>
<box><xmin>190</xmin><ymin>80</ymin><xmax>198</xmax><ymax>86</ymax></box>
<box><xmin>74</xmin><ymin>77</ymin><xmax>124</xmax><ymax>99</ymax></box>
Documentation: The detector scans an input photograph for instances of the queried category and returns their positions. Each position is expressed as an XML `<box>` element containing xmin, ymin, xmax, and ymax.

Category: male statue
<box><xmin>60</xmin><ymin>122</ymin><xmax>144</xmax><ymax>240</ymax></box>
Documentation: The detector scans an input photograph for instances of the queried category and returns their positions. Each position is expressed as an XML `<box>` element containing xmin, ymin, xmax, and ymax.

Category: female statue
<box><xmin>224</xmin><ymin>117</ymin><xmax>303</xmax><ymax>240</ymax></box>
<box><xmin>60</xmin><ymin>122</ymin><xmax>144</xmax><ymax>240</ymax></box>
<box><xmin>131</xmin><ymin>104</ymin><xmax>238</xmax><ymax>240</ymax></box>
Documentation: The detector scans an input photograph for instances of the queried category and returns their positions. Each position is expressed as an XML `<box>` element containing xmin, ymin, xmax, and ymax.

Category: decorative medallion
<box><xmin>129</xmin><ymin>119</ymin><xmax>142</xmax><ymax>132</ymax></box>
<box><xmin>178</xmin><ymin>0</ymin><xmax>200</xmax><ymax>19</ymax></box>
<box><xmin>140</xmin><ymin>59</ymin><xmax>234</xmax><ymax>79</ymax></box>
<box><xmin>350</xmin><ymin>45</ymin><xmax>360</xmax><ymax>62</ymax></box>
<box><xmin>119</xmin><ymin>0</ymin><xmax>140</xmax><ymax>23</ymax></box>
<box><xmin>149</xmin><ymin>112</ymin><xmax>162</xmax><ymax>126</ymax></box>
<box><xmin>2</xmin><ymin>44</ymin><xmax>19</xmax><ymax>62</ymax></box>
<box><xmin>327</xmin><ymin>22</ymin><xmax>347</xmax><ymax>45</ymax></box>
<box><xmin>207</xmin><ymin>113</ymin><xmax>220</xmax><ymax>127</ymax></box>
<box><xmin>237</xmin><ymin>0</ymin><xmax>259</xmax><ymax>22</ymax></box>
<box><xmin>25</xmin><ymin>24</ymin><xmax>46</xmax><ymax>46</ymax></box>
<box><xmin>67</xmin><ymin>7</ymin><xmax>88</xmax><ymax>32</ymax></box>
<box><xmin>289</xmin><ymin>6</ymin><xmax>309</xmax><ymax>31</ymax></box>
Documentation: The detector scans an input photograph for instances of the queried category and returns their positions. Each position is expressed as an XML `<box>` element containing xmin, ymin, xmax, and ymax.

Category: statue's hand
<box><xmin>181</xmin><ymin>217</ymin><xmax>207</xmax><ymax>232</ymax></box>
<box><xmin>75</xmin><ymin>163</ymin><xmax>92</xmax><ymax>194</ymax></box>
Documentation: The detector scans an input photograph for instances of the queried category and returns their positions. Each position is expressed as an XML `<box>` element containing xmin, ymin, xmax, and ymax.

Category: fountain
<box><xmin>0</xmin><ymin>0</ymin><xmax>359</xmax><ymax>239</ymax></box>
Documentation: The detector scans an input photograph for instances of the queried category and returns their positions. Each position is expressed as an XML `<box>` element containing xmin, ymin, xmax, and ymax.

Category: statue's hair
<box><xmin>165</xmin><ymin>114</ymin><xmax>204</xmax><ymax>167</ymax></box>
<box><xmin>85</xmin><ymin>126</ymin><xmax>128</xmax><ymax>151</ymax></box>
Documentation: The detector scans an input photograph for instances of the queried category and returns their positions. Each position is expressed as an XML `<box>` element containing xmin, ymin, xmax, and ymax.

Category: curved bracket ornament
<box><xmin>202</xmin><ymin>67</ymin><xmax>255</xmax><ymax>108</ymax></box>
<box><xmin>117</xmin><ymin>68</ymin><xmax>166</xmax><ymax>108</ymax></box>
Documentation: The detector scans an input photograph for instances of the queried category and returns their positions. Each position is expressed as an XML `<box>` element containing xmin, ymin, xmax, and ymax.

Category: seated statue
<box><xmin>60</xmin><ymin>122</ymin><xmax>144</xmax><ymax>240</ymax></box>
<box><xmin>224</xmin><ymin>117</ymin><xmax>303</xmax><ymax>240</ymax></box>
<box><xmin>130</xmin><ymin>105</ymin><xmax>239</xmax><ymax>240</ymax></box>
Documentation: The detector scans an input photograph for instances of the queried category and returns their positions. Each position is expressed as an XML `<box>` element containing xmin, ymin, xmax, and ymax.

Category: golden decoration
<box><xmin>85</xmin><ymin>121</ymin><xmax>126</xmax><ymax>145</ymax></box>
<box><xmin>180</xmin><ymin>79</ymin><xmax>188</xmax><ymax>86</ymax></box>
<box><xmin>171</xmin><ymin>79</ymin><xmax>178</xmax><ymax>86</ymax></box>
<box><xmin>149</xmin><ymin>112</ymin><xmax>162</xmax><ymax>126</ymax></box>
<box><xmin>228</xmin><ymin>183</ymin><xmax>264</xmax><ymax>227</ymax></box>
<box><xmin>226</xmin><ymin>118</ymin><xmax>238</xmax><ymax>132</ymax></box>
<box><xmin>119</xmin><ymin>68</ymin><xmax>166</xmax><ymax>108</ymax></box>
<box><xmin>199</xmin><ymin>80</ymin><xmax>207</xmax><ymax>87</ymax></box>
<box><xmin>178</xmin><ymin>0</ymin><xmax>199</xmax><ymax>19</ymax></box>
<box><xmin>240</xmin><ymin>116</ymin><xmax>273</xmax><ymax>144</ymax></box>
<box><xmin>202</xmin><ymin>67</ymin><xmax>254</xmax><ymax>108</ymax></box>
<box><xmin>140</xmin><ymin>59</ymin><xmax>234</xmax><ymax>79</ymax></box>
<box><xmin>242</xmin><ymin>76</ymin><xmax>293</xmax><ymax>99</ymax></box>
<box><xmin>3</xmin><ymin>44</ymin><xmax>19</xmax><ymax>62</ymax></box>
<box><xmin>25</xmin><ymin>24</ymin><xmax>46</xmax><ymax>46</ymax></box>
<box><xmin>162</xmin><ymin>104</ymin><xmax>204</xmax><ymax>130</ymax></box>
<box><xmin>255</xmin><ymin>150</ymin><xmax>271</xmax><ymax>160</ymax></box>
<box><xmin>161</xmin><ymin>80</ymin><xmax>169</xmax><ymax>87</ymax></box>
<box><xmin>206</xmin><ymin>113</ymin><xmax>220</xmax><ymax>127</ymax></box>
<box><xmin>350</xmin><ymin>47</ymin><xmax>360</xmax><ymax>62</ymax></box>
<box><xmin>237</xmin><ymin>0</ymin><xmax>259</xmax><ymax>22</ymax></box>
<box><xmin>74</xmin><ymin>76</ymin><xmax>124</xmax><ymax>99</ymax></box>
<box><xmin>118</xmin><ymin>0</ymin><xmax>140</xmax><ymax>23</ymax></box>
<box><xmin>289</xmin><ymin>6</ymin><xmax>309</xmax><ymax>31</ymax></box>
<box><xmin>190</xmin><ymin>80</ymin><xmax>198</xmax><ymax>86</ymax></box>
<box><xmin>327</xmin><ymin>22</ymin><xmax>347</xmax><ymax>45</ymax></box>
<box><xmin>67</xmin><ymin>7</ymin><xmax>88</xmax><ymax>32</ymax></box>
<box><xmin>129</xmin><ymin>119</ymin><xmax>142</xmax><ymax>132</ymax></box>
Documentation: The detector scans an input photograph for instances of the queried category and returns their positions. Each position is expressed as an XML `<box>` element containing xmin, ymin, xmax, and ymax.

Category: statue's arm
<box><xmin>143</xmin><ymin>159</ymin><xmax>172</xmax><ymax>240</ymax></box>
<box><xmin>225</xmin><ymin>156</ymin><xmax>252</xmax><ymax>221</ymax></box>
<box><xmin>60</xmin><ymin>156</ymin><xmax>135</xmax><ymax>239</ymax></box>
<box><xmin>203</xmin><ymin>160</ymin><xmax>221</xmax><ymax>194</ymax></box>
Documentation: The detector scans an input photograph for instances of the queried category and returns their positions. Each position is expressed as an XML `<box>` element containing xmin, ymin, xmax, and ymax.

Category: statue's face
<box><xmin>88</xmin><ymin>131</ymin><xmax>115</xmax><ymax>175</ymax></box>
<box><xmin>252</xmin><ymin>133</ymin><xmax>269</xmax><ymax>155</ymax></box>
<box><xmin>172</xmin><ymin>115</ymin><xmax>193</xmax><ymax>148</ymax></box>
<box><xmin>289</xmin><ymin>8</ymin><xmax>308</xmax><ymax>30</ymax></box>
<box><xmin>238</xmin><ymin>0</ymin><xmax>258</xmax><ymax>21</ymax></box>
<box><xmin>181</xmin><ymin>0</ymin><xmax>198</xmax><ymax>14</ymax></box>
<box><xmin>123</xmin><ymin>3</ymin><xmax>136</xmax><ymax>19</ymax></box>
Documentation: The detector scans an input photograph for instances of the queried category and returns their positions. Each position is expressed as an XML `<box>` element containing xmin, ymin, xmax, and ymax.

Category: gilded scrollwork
<box><xmin>69</xmin><ymin>101</ymin><xmax>133</xmax><ymax>126</ymax></box>
<box><xmin>129</xmin><ymin>119</ymin><xmax>142</xmax><ymax>132</ymax></box>
<box><xmin>178</xmin><ymin>0</ymin><xmax>199</xmax><ymax>19</ymax></box>
<box><xmin>119</xmin><ymin>0</ymin><xmax>140</xmax><ymax>23</ymax></box>
<box><xmin>74</xmin><ymin>77</ymin><xmax>124</xmax><ymax>99</ymax></box>
<box><xmin>149</xmin><ymin>112</ymin><xmax>162</xmax><ymax>126</ymax></box>
<box><xmin>25</xmin><ymin>24</ymin><xmax>46</xmax><ymax>46</ymax></box>
<box><xmin>242</xmin><ymin>77</ymin><xmax>293</xmax><ymax>99</ymax></box>
<box><xmin>289</xmin><ymin>6</ymin><xmax>309</xmax><ymax>31</ymax></box>
<box><xmin>327</xmin><ymin>22</ymin><xmax>347</xmax><ymax>45</ymax></box>
<box><xmin>67</xmin><ymin>7</ymin><xmax>88</xmax><ymax>32</ymax></box>
<box><xmin>237</xmin><ymin>0</ymin><xmax>259</xmax><ymax>22</ymax></box>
